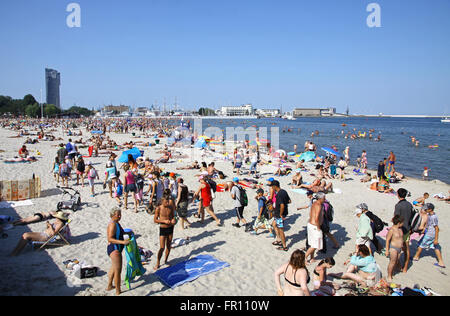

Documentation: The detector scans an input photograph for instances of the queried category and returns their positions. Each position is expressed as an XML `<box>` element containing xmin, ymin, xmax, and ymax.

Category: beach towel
<box><xmin>0</xmin><ymin>200</ymin><xmax>34</xmax><ymax>209</ymax></box>
<box><xmin>171</xmin><ymin>238</ymin><xmax>191</xmax><ymax>248</ymax></box>
<box><xmin>155</xmin><ymin>255</ymin><xmax>230</xmax><ymax>289</ymax></box>
<box><xmin>124</xmin><ymin>236</ymin><xmax>146</xmax><ymax>290</ymax></box>
<box><xmin>83</xmin><ymin>146</ymin><xmax>94</xmax><ymax>158</ymax></box>
<box><xmin>377</xmin><ymin>227</ymin><xmax>421</xmax><ymax>242</ymax></box>
<box><xmin>290</xmin><ymin>188</ymin><xmax>308</xmax><ymax>195</ymax></box>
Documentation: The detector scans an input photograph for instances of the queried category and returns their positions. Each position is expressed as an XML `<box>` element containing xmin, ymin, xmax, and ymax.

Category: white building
<box><xmin>255</xmin><ymin>108</ymin><xmax>281</xmax><ymax>117</ymax></box>
<box><xmin>220</xmin><ymin>104</ymin><xmax>254</xmax><ymax>116</ymax></box>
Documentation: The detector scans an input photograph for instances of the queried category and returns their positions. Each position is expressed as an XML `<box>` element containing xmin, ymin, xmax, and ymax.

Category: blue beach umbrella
<box><xmin>118</xmin><ymin>147</ymin><xmax>142</xmax><ymax>163</ymax></box>
<box><xmin>321</xmin><ymin>147</ymin><xmax>341</xmax><ymax>157</ymax></box>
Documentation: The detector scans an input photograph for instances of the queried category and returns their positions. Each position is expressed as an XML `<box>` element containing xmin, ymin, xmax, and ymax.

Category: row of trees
<box><xmin>198</xmin><ymin>107</ymin><xmax>216</xmax><ymax>116</ymax></box>
<box><xmin>0</xmin><ymin>94</ymin><xmax>94</xmax><ymax>118</ymax></box>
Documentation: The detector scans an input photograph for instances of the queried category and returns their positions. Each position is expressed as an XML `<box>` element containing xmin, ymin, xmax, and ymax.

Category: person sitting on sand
<box><xmin>377</xmin><ymin>177</ymin><xmax>394</xmax><ymax>193</ymax></box>
<box><xmin>360</xmin><ymin>173</ymin><xmax>372</xmax><ymax>183</ymax></box>
<box><xmin>413</xmin><ymin>193</ymin><xmax>429</xmax><ymax>208</ymax></box>
<box><xmin>274</xmin><ymin>249</ymin><xmax>311</xmax><ymax>296</ymax></box>
<box><xmin>290</xmin><ymin>169</ymin><xmax>303</xmax><ymax>188</ymax></box>
<box><xmin>328</xmin><ymin>245</ymin><xmax>378</xmax><ymax>288</ymax></box>
<box><xmin>155</xmin><ymin>151</ymin><xmax>171</xmax><ymax>164</ymax></box>
<box><xmin>299</xmin><ymin>178</ymin><xmax>322</xmax><ymax>193</ymax></box>
<box><xmin>10</xmin><ymin>212</ymin><xmax>70</xmax><ymax>256</ymax></box>
<box><xmin>18</xmin><ymin>145</ymin><xmax>29</xmax><ymax>158</ymax></box>
<box><xmin>312</xmin><ymin>257</ymin><xmax>340</xmax><ymax>295</ymax></box>
<box><xmin>176</xmin><ymin>160</ymin><xmax>200</xmax><ymax>170</ymax></box>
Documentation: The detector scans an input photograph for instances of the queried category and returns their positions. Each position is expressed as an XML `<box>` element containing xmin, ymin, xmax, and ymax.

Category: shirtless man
<box><xmin>387</xmin><ymin>151</ymin><xmax>396</xmax><ymax>174</ymax></box>
<box><xmin>300</xmin><ymin>178</ymin><xmax>322</xmax><ymax>193</ymax></box>
<box><xmin>385</xmin><ymin>215</ymin><xmax>404</xmax><ymax>282</ymax></box>
<box><xmin>290</xmin><ymin>170</ymin><xmax>303</xmax><ymax>188</ymax></box>
<box><xmin>305</xmin><ymin>193</ymin><xmax>325</xmax><ymax>264</ymax></box>
<box><xmin>153</xmin><ymin>192</ymin><xmax>176</xmax><ymax>270</ymax></box>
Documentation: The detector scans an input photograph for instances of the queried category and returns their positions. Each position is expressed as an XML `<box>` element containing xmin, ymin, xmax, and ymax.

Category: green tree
<box><xmin>25</xmin><ymin>103</ymin><xmax>40</xmax><ymax>117</ymax></box>
<box><xmin>23</xmin><ymin>94</ymin><xmax>37</xmax><ymax>106</ymax></box>
<box><xmin>44</xmin><ymin>104</ymin><xmax>61</xmax><ymax>117</ymax></box>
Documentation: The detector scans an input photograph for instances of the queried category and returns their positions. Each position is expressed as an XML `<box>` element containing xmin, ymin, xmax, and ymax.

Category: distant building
<box><xmin>220</xmin><ymin>104</ymin><xmax>254</xmax><ymax>116</ymax></box>
<box><xmin>102</xmin><ymin>105</ymin><xmax>130</xmax><ymax>114</ymax></box>
<box><xmin>255</xmin><ymin>109</ymin><xmax>281</xmax><ymax>117</ymax></box>
<box><xmin>293</xmin><ymin>107</ymin><xmax>336</xmax><ymax>117</ymax></box>
<box><xmin>45</xmin><ymin>68</ymin><xmax>61</xmax><ymax>108</ymax></box>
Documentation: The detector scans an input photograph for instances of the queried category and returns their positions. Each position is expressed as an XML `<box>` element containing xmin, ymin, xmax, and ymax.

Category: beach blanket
<box><xmin>124</xmin><ymin>236</ymin><xmax>146</xmax><ymax>290</ymax></box>
<box><xmin>155</xmin><ymin>255</ymin><xmax>230</xmax><ymax>289</ymax></box>
<box><xmin>377</xmin><ymin>227</ymin><xmax>421</xmax><ymax>242</ymax></box>
<box><xmin>0</xmin><ymin>200</ymin><xmax>34</xmax><ymax>209</ymax></box>
<box><xmin>290</xmin><ymin>188</ymin><xmax>308</xmax><ymax>195</ymax></box>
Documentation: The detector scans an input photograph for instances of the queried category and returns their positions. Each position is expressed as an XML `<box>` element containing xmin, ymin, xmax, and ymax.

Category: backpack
<box><xmin>136</xmin><ymin>175</ymin><xmax>145</xmax><ymax>190</ymax></box>
<box><xmin>207</xmin><ymin>179</ymin><xmax>217</xmax><ymax>193</ymax></box>
<box><xmin>237</xmin><ymin>185</ymin><xmax>248</xmax><ymax>207</ymax></box>
<box><xmin>66</xmin><ymin>143</ymin><xmax>73</xmax><ymax>153</ymax></box>
<box><xmin>365</xmin><ymin>211</ymin><xmax>385</xmax><ymax>233</ymax></box>
<box><xmin>322</xmin><ymin>200</ymin><xmax>334</xmax><ymax>222</ymax></box>
<box><xmin>410</xmin><ymin>210</ymin><xmax>422</xmax><ymax>233</ymax></box>
<box><xmin>258</xmin><ymin>197</ymin><xmax>269</xmax><ymax>219</ymax></box>
<box><xmin>89</xmin><ymin>168</ymin><xmax>97</xmax><ymax>179</ymax></box>
<box><xmin>60</xmin><ymin>163</ymin><xmax>68</xmax><ymax>175</ymax></box>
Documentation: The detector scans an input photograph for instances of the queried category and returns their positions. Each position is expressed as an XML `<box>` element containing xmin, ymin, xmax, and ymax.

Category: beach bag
<box><xmin>116</xmin><ymin>183</ymin><xmax>123</xmax><ymax>196</ymax></box>
<box><xmin>365</xmin><ymin>211</ymin><xmax>385</xmax><ymax>233</ymax></box>
<box><xmin>322</xmin><ymin>200</ymin><xmax>334</xmax><ymax>222</ymax></box>
<box><xmin>60</xmin><ymin>163</ymin><xmax>69</xmax><ymax>175</ymax></box>
<box><xmin>410</xmin><ymin>210</ymin><xmax>422</xmax><ymax>233</ymax></box>
<box><xmin>136</xmin><ymin>175</ymin><xmax>145</xmax><ymax>190</ymax></box>
<box><xmin>66</xmin><ymin>143</ymin><xmax>73</xmax><ymax>153</ymax></box>
<box><xmin>237</xmin><ymin>186</ymin><xmax>248</xmax><ymax>207</ymax></box>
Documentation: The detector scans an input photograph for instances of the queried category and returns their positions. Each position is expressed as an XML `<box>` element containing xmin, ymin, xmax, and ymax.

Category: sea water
<box><xmin>199</xmin><ymin>117</ymin><xmax>450</xmax><ymax>184</ymax></box>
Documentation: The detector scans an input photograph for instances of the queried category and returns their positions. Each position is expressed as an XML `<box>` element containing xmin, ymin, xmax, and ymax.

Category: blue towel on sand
<box><xmin>155</xmin><ymin>255</ymin><xmax>230</xmax><ymax>289</ymax></box>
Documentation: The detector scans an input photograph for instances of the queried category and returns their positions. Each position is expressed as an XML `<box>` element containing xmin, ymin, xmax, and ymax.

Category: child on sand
<box><xmin>251</xmin><ymin>189</ymin><xmax>274</xmax><ymax>237</ymax></box>
<box><xmin>385</xmin><ymin>215</ymin><xmax>404</xmax><ymax>282</ymax></box>
<box><xmin>413</xmin><ymin>193</ymin><xmax>429</xmax><ymax>208</ymax></box>
<box><xmin>114</xmin><ymin>178</ymin><xmax>124</xmax><ymax>206</ymax></box>
<box><xmin>422</xmin><ymin>167</ymin><xmax>430</xmax><ymax>181</ymax></box>
<box><xmin>412</xmin><ymin>203</ymin><xmax>446</xmax><ymax>269</ymax></box>
<box><xmin>52</xmin><ymin>157</ymin><xmax>60</xmax><ymax>184</ymax></box>
<box><xmin>86</xmin><ymin>162</ymin><xmax>99</xmax><ymax>197</ymax></box>
<box><xmin>59</xmin><ymin>159</ymin><xmax>70</xmax><ymax>187</ymax></box>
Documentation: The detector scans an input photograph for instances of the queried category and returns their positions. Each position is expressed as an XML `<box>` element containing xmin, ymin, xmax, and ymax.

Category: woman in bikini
<box><xmin>274</xmin><ymin>249</ymin><xmax>310</xmax><ymax>296</ymax></box>
<box><xmin>313</xmin><ymin>257</ymin><xmax>340</xmax><ymax>295</ymax></box>
<box><xmin>385</xmin><ymin>215</ymin><xmax>404</xmax><ymax>283</ymax></box>
<box><xmin>12</xmin><ymin>211</ymin><xmax>68</xmax><ymax>226</ymax></box>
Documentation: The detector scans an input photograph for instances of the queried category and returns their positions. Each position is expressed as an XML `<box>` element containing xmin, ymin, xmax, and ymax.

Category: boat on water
<box><xmin>282</xmin><ymin>114</ymin><xmax>296</xmax><ymax>121</ymax></box>
<box><xmin>442</xmin><ymin>117</ymin><xmax>450</xmax><ymax>123</ymax></box>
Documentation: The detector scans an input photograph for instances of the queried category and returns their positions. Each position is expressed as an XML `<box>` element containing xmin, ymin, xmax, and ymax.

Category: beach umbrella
<box><xmin>321</xmin><ymin>147</ymin><xmax>341</xmax><ymax>157</ymax></box>
<box><xmin>118</xmin><ymin>147</ymin><xmax>142</xmax><ymax>163</ymax></box>
<box><xmin>298</xmin><ymin>151</ymin><xmax>316</xmax><ymax>162</ymax></box>
<box><xmin>194</xmin><ymin>138</ymin><xmax>207</xmax><ymax>148</ymax></box>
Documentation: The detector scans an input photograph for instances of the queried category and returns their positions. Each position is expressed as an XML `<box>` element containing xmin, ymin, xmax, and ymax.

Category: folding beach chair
<box><xmin>32</xmin><ymin>219</ymin><xmax>72</xmax><ymax>250</ymax></box>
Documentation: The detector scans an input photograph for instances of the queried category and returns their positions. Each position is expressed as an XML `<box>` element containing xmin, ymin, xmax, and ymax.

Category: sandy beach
<box><xmin>1</xmin><ymin>124</ymin><xmax>449</xmax><ymax>296</ymax></box>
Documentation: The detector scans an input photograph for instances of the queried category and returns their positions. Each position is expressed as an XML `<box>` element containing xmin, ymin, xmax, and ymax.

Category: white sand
<box><xmin>0</xmin><ymin>126</ymin><xmax>449</xmax><ymax>296</ymax></box>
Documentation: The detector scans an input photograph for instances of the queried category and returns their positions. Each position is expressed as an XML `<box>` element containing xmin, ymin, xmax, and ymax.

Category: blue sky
<box><xmin>0</xmin><ymin>0</ymin><xmax>449</xmax><ymax>114</ymax></box>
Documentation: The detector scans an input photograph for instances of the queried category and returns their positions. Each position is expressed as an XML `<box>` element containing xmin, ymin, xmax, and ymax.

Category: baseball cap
<box><xmin>270</xmin><ymin>180</ymin><xmax>280</xmax><ymax>187</ymax></box>
<box><xmin>421</xmin><ymin>203</ymin><xmax>435</xmax><ymax>211</ymax></box>
<box><xmin>233</xmin><ymin>177</ymin><xmax>239</xmax><ymax>183</ymax></box>
<box><xmin>267</xmin><ymin>177</ymin><xmax>274</xmax><ymax>183</ymax></box>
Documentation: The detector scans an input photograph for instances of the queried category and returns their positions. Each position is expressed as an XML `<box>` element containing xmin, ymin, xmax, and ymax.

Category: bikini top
<box><xmin>284</xmin><ymin>265</ymin><xmax>310</xmax><ymax>288</ymax></box>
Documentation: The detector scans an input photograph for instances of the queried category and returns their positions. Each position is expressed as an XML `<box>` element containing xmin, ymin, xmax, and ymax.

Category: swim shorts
<box><xmin>307</xmin><ymin>223</ymin><xmax>323</xmax><ymax>250</ymax></box>
<box><xmin>418</xmin><ymin>235</ymin><xmax>439</xmax><ymax>250</ymax></box>
<box><xmin>160</xmin><ymin>226</ymin><xmax>174</xmax><ymax>237</ymax></box>
<box><xmin>275</xmin><ymin>217</ymin><xmax>284</xmax><ymax>229</ymax></box>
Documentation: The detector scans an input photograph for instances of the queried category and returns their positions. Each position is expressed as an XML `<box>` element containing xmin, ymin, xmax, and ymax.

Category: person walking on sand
<box><xmin>385</xmin><ymin>215</ymin><xmax>404</xmax><ymax>283</ymax></box>
<box><xmin>412</xmin><ymin>203</ymin><xmax>446</xmax><ymax>269</ymax></box>
<box><xmin>106</xmin><ymin>207</ymin><xmax>130</xmax><ymax>296</ymax></box>
<box><xmin>175</xmin><ymin>178</ymin><xmax>191</xmax><ymax>230</ymax></box>
<box><xmin>394</xmin><ymin>188</ymin><xmax>414</xmax><ymax>273</ymax></box>
<box><xmin>354</xmin><ymin>204</ymin><xmax>374</xmax><ymax>255</ymax></box>
<box><xmin>153</xmin><ymin>192</ymin><xmax>177</xmax><ymax>270</ymax></box>
<box><xmin>271</xmin><ymin>180</ymin><xmax>291</xmax><ymax>252</ymax></box>
<box><xmin>231</xmin><ymin>177</ymin><xmax>250</xmax><ymax>230</ymax></box>
<box><xmin>194</xmin><ymin>176</ymin><xmax>221</xmax><ymax>226</ymax></box>
<box><xmin>86</xmin><ymin>162</ymin><xmax>99</xmax><ymax>197</ymax></box>
<box><xmin>123</xmin><ymin>164</ymin><xmax>138</xmax><ymax>213</ymax></box>
<box><xmin>305</xmin><ymin>192</ymin><xmax>325</xmax><ymax>264</ymax></box>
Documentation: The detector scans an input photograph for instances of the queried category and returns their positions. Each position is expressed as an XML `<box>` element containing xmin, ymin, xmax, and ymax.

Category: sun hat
<box><xmin>356</xmin><ymin>203</ymin><xmax>369</xmax><ymax>211</ymax></box>
<box><xmin>354</xmin><ymin>208</ymin><xmax>363</xmax><ymax>216</ymax></box>
<box><xmin>54</xmin><ymin>211</ymin><xmax>69</xmax><ymax>221</ymax></box>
